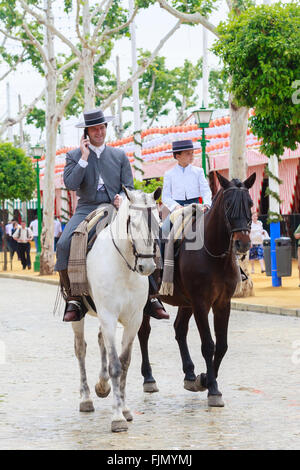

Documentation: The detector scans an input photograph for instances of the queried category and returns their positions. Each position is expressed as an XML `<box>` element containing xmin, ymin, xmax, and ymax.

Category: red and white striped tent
<box><xmin>35</xmin><ymin>111</ymin><xmax>300</xmax><ymax>221</ymax></box>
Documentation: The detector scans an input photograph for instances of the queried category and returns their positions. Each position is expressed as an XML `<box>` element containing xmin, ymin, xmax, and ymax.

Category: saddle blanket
<box><xmin>68</xmin><ymin>204</ymin><xmax>116</xmax><ymax>296</ymax></box>
<box><xmin>159</xmin><ymin>203</ymin><xmax>205</xmax><ymax>296</ymax></box>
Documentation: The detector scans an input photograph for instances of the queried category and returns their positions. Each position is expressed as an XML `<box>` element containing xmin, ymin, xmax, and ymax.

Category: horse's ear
<box><xmin>153</xmin><ymin>187</ymin><xmax>162</xmax><ymax>201</ymax></box>
<box><xmin>243</xmin><ymin>172</ymin><xmax>256</xmax><ymax>189</ymax></box>
<box><xmin>216</xmin><ymin>171</ymin><xmax>230</xmax><ymax>190</ymax></box>
<box><xmin>122</xmin><ymin>185</ymin><xmax>132</xmax><ymax>201</ymax></box>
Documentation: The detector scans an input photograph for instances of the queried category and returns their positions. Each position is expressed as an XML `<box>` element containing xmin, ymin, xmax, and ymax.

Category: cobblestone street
<box><xmin>0</xmin><ymin>278</ymin><xmax>299</xmax><ymax>450</ymax></box>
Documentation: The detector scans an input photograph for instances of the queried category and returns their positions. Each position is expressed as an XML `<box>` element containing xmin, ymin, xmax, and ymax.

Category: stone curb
<box><xmin>0</xmin><ymin>273</ymin><xmax>299</xmax><ymax>318</ymax></box>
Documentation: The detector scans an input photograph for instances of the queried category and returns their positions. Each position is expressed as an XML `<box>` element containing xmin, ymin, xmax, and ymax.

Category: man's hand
<box><xmin>80</xmin><ymin>134</ymin><xmax>90</xmax><ymax>161</ymax></box>
<box><xmin>202</xmin><ymin>204</ymin><xmax>210</xmax><ymax>213</ymax></box>
<box><xmin>113</xmin><ymin>194</ymin><xmax>123</xmax><ymax>209</ymax></box>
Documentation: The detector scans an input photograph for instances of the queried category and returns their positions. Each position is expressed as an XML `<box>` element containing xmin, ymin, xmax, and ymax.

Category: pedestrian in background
<box><xmin>54</xmin><ymin>217</ymin><xmax>62</xmax><ymax>252</ymax></box>
<box><xmin>0</xmin><ymin>222</ymin><xmax>3</xmax><ymax>252</ymax></box>
<box><xmin>13</xmin><ymin>221</ymin><xmax>33</xmax><ymax>270</ymax></box>
<box><xmin>29</xmin><ymin>217</ymin><xmax>39</xmax><ymax>252</ymax></box>
<box><xmin>249</xmin><ymin>212</ymin><xmax>269</xmax><ymax>274</ymax></box>
<box><xmin>294</xmin><ymin>223</ymin><xmax>300</xmax><ymax>287</ymax></box>
<box><xmin>10</xmin><ymin>221</ymin><xmax>21</xmax><ymax>261</ymax></box>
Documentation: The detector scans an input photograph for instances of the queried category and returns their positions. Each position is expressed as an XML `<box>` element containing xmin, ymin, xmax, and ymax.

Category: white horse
<box><xmin>71</xmin><ymin>187</ymin><xmax>161</xmax><ymax>432</ymax></box>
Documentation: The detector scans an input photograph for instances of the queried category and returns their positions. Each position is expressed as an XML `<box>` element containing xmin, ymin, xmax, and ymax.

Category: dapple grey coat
<box><xmin>55</xmin><ymin>146</ymin><xmax>134</xmax><ymax>271</ymax></box>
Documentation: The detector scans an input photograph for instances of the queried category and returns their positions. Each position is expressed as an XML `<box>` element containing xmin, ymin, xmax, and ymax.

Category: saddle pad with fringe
<box><xmin>159</xmin><ymin>204</ymin><xmax>204</xmax><ymax>296</ymax></box>
<box><xmin>68</xmin><ymin>204</ymin><xmax>116</xmax><ymax>296</ymax></box>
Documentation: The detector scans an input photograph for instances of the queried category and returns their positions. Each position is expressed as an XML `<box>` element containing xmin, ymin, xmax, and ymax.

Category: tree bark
<box><xmin>40</xmin><ymin>0</ymin><xmax>57</xmax><ymax>275</ymax></box>
<box><xmin>229</xmin><ymin>94</ymin><xmax>249</xmax><ymax>180</ymax></box>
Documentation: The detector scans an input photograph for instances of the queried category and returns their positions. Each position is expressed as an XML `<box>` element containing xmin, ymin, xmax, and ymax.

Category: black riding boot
<box><xmin>143</xmin><ymin>273</ymin><xmax>169</xmax><ymax>320</ymax></box>
<box><xmin>59</xmin><ymin>270</ymin><xmax>86</xmax><ymax>322</ymax></box>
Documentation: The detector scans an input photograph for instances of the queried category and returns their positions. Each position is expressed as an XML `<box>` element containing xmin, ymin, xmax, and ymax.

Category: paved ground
<box><xmin>0</xmin><ymin>278</ymin><xmax>299</xmax><ymax>450</ymax></box>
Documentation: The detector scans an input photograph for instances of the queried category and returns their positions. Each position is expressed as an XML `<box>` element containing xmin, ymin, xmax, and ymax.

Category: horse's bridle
<box><xmin>110</xmin><ymin>204</ymin><xmax>158</xmax><ymax>273</ymax></box>
<box><xmin>203</xmin><ymin>186</ymin><xmax>251</xmax><ymax>259</ymax></box>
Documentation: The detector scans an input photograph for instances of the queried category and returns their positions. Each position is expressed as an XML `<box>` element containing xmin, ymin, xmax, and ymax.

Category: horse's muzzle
<box><xmin>233</xmin><ymin>238</ymin><xmax>250</xmax><ymax>254</ymax></box>
<box><xmin>137</xmin><ymin>259</ymin><xmax>156</xmax><ymax>276</ymax></box>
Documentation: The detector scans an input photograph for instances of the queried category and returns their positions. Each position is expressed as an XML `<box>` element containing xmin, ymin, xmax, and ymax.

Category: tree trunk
<box><xmin>40</xmin><ymin>0</ymin><xmax>57</xmax><ymax>275</ymax></box>
<box><xmin>1</xmin><ymin>201</ymin><xmax>8</xmax><ymax>271</ymax></box>
<box><xmin>229</xmin><ymin>94</ymin><xmax>253</xmax><ymax>297</ymax></box>
<box><xmin>82</xmin><ymin>0</ymin><xmax>95</xmax><ymax>109</ymax></box>
<box><xmin>229</xmin><ymin>94</ymin><xmax>249</xmax><ymax>180</ymax></box>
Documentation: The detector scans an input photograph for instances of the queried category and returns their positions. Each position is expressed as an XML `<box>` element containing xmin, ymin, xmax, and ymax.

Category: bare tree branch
<box><xmin>18</xmin><ymin>0</ymin><xmax>81</xmax><ymax>58</ymax></box>
<box><xmin>0</xmin><ymin>27</ymin><xmax>33</xmax><ymax>44</ymax></box>
<box><xmin>158</xmin><ymin>0</ymin><xmax>218</xmax><ymax>37</ymax></box>
<box><xmin>55</xmin><ymin>67</ymin><xmax>83</xmax><ymax>122</ymax></box>
<box><xmin>98</xmin><ymin>7</ymin><xmax>139</xmax><ymax>42</ymax></box>
<box><xmin>0</xmin><ymin>51</ymin><xmax>25</xmax><ymax>82</ymax></box>
<box><xmin>0</xmin><ymin>88</ymin><xmax>45</xmax><ymax>136</ymax></box>
<box><xmin>75</xmin><ymin>0</ymin><xmax>85</xmax><ymax>45</ymax></box>
<box><xmin>91</xmin><ymin>0</ymin><xmax>114</xmax><ymax>43</ymax></box>
<box><xmin>91</xmin><ymin>0</ymin><xmax>108</xmax><ymax>21</ymax></box>
<box><xmin>102</xmin><ymin>20</ymin><xmax>182</xmax><ymax>109</ymax></box>
<box><xmin>22</xmin><ymin>21</ymin><xmax>53</xmax><ymax>72</ymax></box>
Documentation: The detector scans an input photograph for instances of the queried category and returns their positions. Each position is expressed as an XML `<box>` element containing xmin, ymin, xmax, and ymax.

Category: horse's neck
<box><xmin>205</xmin><ymin>195</ymin><xmax>231</xmax><ymax>253</ymax></box>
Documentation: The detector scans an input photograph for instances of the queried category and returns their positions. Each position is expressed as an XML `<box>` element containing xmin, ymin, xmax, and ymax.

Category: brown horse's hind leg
<box><xmin>174</xmin><ymin>306</ymin><xmax>197</xmax><ymax>386</ymax></box>
<box><xmin>138</xmin><ymin>314</ymin><xmax>159</xmax><ymax>393</ymax></box>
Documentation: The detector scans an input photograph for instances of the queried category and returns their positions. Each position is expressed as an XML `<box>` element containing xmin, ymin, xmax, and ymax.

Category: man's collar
<box><xmin>89</xmin><ymin>143</ymin><xmax>106</xmax><ymax>156</ymax></box>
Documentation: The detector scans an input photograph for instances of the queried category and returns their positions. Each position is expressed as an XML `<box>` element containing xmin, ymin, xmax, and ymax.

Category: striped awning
<box><xmin>4</xmin><ymin>199</ymin><xmax>42</xmax><ymax>210</ymax></box>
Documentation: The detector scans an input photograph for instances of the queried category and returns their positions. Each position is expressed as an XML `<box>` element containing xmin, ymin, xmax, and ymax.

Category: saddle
<box><xmin>68</xmin><ymin>204</ymin><xmax>116</xmax><ymax>297</ymax></box>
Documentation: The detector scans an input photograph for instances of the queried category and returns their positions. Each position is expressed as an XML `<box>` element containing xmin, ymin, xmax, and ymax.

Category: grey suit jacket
<box><xmin>63</xmin><ymin>145</ymin><xmax>134</xmax><ymax>203</ymax></box>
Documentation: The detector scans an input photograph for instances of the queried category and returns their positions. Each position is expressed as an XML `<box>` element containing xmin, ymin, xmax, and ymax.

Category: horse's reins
<box><xmin>110</xmin><ymin>204</ymin><xmax>158</xmax><ymax>273</ymax></box>
<box><xmin>202</xmin><ymin>186</ymin><xmax>251</xmax><ymax>259</ymax></box>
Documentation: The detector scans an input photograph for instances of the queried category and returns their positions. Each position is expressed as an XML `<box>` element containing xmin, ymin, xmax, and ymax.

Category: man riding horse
<box><xmin>56</xmin><ymin>108</ymin><xmax>168</xmax><ymax>322</ymax></box>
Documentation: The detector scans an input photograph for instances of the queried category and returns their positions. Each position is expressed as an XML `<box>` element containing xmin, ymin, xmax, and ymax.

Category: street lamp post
<box><xmin>193</xmin><ymin>104</ymin><xmax>213</xmax><ymax>177</ymax></box>
<box><xmin>32</xmin><ymin>144</ymin><xmax>44</xmax><ymax>273</ymax></box>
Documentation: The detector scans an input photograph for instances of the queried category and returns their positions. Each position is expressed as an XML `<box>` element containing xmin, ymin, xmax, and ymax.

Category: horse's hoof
<box><xmin>95</xmin><ymin>382</ymin><xmax>111</xmax><ymax>398</ymax></box>
<box><xmin>184</xmin><ymin>379</ymin><xmax>199</xmax><ymax>392</ymax></box>
<box><xmin>208</xmin><ymin>395</ymin><xmax>224</xmax><ymax>407</ymax></box>
<box><xmin>195</xmin><ymin>374</ymin><xmax>207</xmax><ymax>392</ymax></box>
<box><xmin>79</xmin><ymin>400</ymin><xmax>95</xmax><ymax>412</ymax></box>
<box><xmin>123</xmin><ymin>409</ymin><xmax>133</xmax><ymax>421</ymax></box>
<box><xmin>143</xmin><ymin>381</ymin><xmax>159</xmax><ymax>393</ymax></box>
<box><xmin>111</xmin><ymin>419</ymin><xmax>128</xmax><ymax>433</ymax></box>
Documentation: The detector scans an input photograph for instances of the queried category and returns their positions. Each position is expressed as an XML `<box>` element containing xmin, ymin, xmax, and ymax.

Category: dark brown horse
<box><xmin>138</xmin><ymin>172</ymin><xmax>256</xmax><ymax>407</ymax></box>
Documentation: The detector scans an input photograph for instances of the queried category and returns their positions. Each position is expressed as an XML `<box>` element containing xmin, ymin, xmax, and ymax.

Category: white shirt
<box><xmin>12</xmin><ymin>226</ymin><xmax>33</xmax><ymax>243</ymax></box>
<box><xmin>5</xmin><ymin>223</ymin><xmax>13</xmax><ymax>236</ymax></box>
<box><xmin>78</xmin><ymin>144</ymin><xmax>105</xmax><ymax>190</ymax></box>
<box><xmin>250</xmin><ymin>220</ymin><xmax>269</xmax><ymax>245</ymax></box>
<box><xmin>29</xmin><ymin>219</ymin><xmax>38</xmax><ymax>237</ymax></box>
<box><xmin>162</xmin><ymin>164</ymin><xmax>212</xmax><ymax>212</ymax></box>
<box><xmin>54</xmin><ymin>219</ymin><xmax>62</xmax><ymax>238</ymax></box>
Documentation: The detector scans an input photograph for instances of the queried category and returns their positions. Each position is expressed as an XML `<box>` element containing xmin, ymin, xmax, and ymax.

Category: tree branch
<box><xmin>0</xmin><ymin>51</ymin><xmax>25</xmax><ymax>82</ymax></box>
<box><xmin>101</xmin><ymin>19</ymin><xmax>182</xmax><ymax>109</ymax></box>
<box><xmin>0</xmin><ymin>27</ymin><xmax>33</xmax><ymax>45</ymax></box>
<box><xmin>91</xmin><ymin>0</ymin><xmax>114</xmax><ymax>43</ymax></box>
<box><xmin>91</xmin><ymin>0</ymin><xmax>109</xmax><ymax>21</ymax></box>
<box><xmin>18</xmin><ymin>0</ymin><xmax>81</xmax><ymax>58</ymax></box>
<box><xmin>75</xmin><ymin>0</ymin><xmax>86</xmax><ymax>45</ymax></box>
<box><xmin>98</xmin><ymin>6</ymin><xmax>139</xmax><ymax>42</ymax></box>
<box><xmin>55</xmin><ymin>67</ymin><xmax>83</xmax><ymax>123</ymax></box>
<box><xmin>158</xmin><ymin>0</ymin><xmax>218</xmax><ymax>37</ymax></box>
<box><xmin>22</xmin><ymin>21</ymin><xmax>53</xmax><ymax>72</ymax></box>
<box><xmin>0</xmin><ymin>88</ymin><xmax>45</xmax><ymax>136</ymax></box>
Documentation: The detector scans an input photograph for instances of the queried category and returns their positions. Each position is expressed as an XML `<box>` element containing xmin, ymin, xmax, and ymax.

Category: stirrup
<box><xmin>63</xmin><ymin>300</ymin><xmax>85</xmax><ymax>322</ymax></box>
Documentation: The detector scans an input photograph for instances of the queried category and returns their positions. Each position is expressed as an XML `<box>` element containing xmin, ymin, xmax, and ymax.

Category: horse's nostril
<box><xmin>138</xmin><ymin>264</ymin><xmax>144</xmax><ymax>273</ymax></box>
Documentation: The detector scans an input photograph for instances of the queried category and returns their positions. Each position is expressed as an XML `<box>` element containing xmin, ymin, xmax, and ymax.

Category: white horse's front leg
<box><xmin>119</xmin><ymin>315</ymin><xmax>142</xmax><ymax>422</ymax></box>
<box><xmin>95</xmin><ymin>327</ymin><xmax>111</xmax><ymax>398</ymax></box>
<box><xmin>72</xmin><ymin>319</ymin><xmax>94</xmax><ymax>412</ymax></box>
<box><xmin>98</xmin><ymin>311</ymin><xmax>128</xmax><ymax>432</ymax></box>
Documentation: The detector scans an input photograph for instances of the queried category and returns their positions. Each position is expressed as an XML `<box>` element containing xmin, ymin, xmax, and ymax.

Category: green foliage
<box><xmin>134</xmin><ymin>178</ymin><xmax>163</xmax><ymax>200</ymax></box>
<box><xmin>171</xmin><ymin>0</ymin><xmax>217</xmax><ymax>17</ymax></box>
<box><xmin>213</xmin><ymin>2</ymin><xmax>300</xmax><ymax>157</ymax></box>
<box><xmin>0</xmin><ymin>143</ymin><xmax>36</xmax><ymax>203</ymax></box>
<box><xmin>26</xmin><ymin>107</ymin><xmax>46</xmax><ymax>131</ymax></box>
<box><xmin>130</xmin><ymin>52</ymin><xmax>202</xmax><ymax>126</ymax></box>
<box><xmin>208</xmin><ymin>68</ymin><xmax>228</xmax><ymax>108</ymax></box>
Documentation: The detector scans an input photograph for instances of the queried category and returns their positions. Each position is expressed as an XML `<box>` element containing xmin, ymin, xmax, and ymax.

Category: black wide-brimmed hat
<box><xmin>166</xmin><ymin>139</ymin><xmax>198</xmax><ymax>153</ymax></box>
<box><xmin>75</xmin><ymin>108</ymin><xmax>114</xmax><ymax>128</ymax></box>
